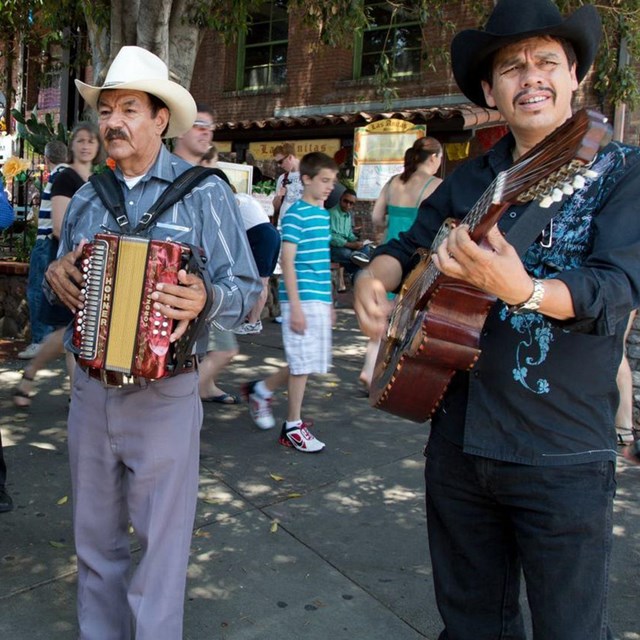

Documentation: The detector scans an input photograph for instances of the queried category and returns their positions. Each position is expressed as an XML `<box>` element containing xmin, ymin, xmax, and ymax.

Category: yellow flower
<box><xmin>2</xmin><ymin>156</ymin><xmax>30</xmax><ymax>180</ymax></box>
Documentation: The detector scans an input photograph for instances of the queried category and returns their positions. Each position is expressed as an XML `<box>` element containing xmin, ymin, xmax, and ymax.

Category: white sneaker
<box><xmin>273</xmin><ymin>316</ymin><xmax>283</xmax><ymax>324</ymax></box>
<box><xmin>279</xmin><ymin>422</ymin><xmax>325</xmax><ymax>453</ymax></box>
<box><xmin>242</xmin><ymin>381</ymin><xmax>276</xmax><ymax>430</ymax></box>
<box><xmin>234</xmin><ymin>320</ymin><xmax>263</xmax><ymax>335</ymax></box>
<box><xmin>350</xmin><ymin>251</ymin><xmax>371</xmax><ymax>267</ymax></box>
<box><xmin>17</xmin><ymin>343</ymin><xmax>41</xmax><ymax>359</ymax></box>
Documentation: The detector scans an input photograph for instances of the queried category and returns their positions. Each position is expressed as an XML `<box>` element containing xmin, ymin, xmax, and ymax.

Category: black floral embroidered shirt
<box><xmin>377</xmin><ymin>132</ymin><xmax>640</xmax><ymax>465</ymax></box>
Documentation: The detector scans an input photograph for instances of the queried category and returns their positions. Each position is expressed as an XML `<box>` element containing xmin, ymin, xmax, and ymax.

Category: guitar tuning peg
<box><xmin>572</xmin><ymin>175</ymin><xmax>586</xmax><ymax>189</ymax></box>
<box><xmin>582</xmin><ymin>169</ymin><xmax>599</xmax><ymax>179</ymax></box>
<box><xmin>552</xmin><ymin>188</ymin><xmax>564</xmax><ymax>202</ymax></box>
<box><xmin>561</xmin><ymin>183</ymin><xmax>574</xmax><ymax>195</ymax></box>
<box><xmin>539</xmin><ymin>195</ymin><xmax>554</xmax><ymax>208</ymax></box>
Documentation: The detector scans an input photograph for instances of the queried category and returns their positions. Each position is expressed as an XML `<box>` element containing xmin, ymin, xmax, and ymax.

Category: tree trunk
<box><xmin>81</xmin><ymin>0</ymin><xmax>212</xmax><ymax>90</ymax></box>
<box><xmin>168</xmin><ymin>0</ymin><xmax>207</xmax><ymax>88</ymax></box>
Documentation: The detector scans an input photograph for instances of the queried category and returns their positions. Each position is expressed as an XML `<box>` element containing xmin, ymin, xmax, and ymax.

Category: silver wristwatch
<box><xmin>508</xmin><ymin>278</ymin><xmax>545</xmax><ymax>314</ymax></box>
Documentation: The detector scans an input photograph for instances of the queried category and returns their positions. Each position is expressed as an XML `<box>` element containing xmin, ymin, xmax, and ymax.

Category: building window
<box><xmin>238</xmin><ymin>0</ymin><xmax>288</xmax><ymax>89</ymax></box>
<box><xmin>355</xmin><ymin>1</ymin><xmax>422</xmax><ymax>79</ymax></box>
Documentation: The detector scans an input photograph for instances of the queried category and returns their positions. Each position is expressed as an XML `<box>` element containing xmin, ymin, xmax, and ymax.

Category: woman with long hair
<box><xmin>360</xmin><ymin>137</ymin><xmax>443</xmax><ymax>392</ymax></box>
<box><xmin>372</xmin><ymin>136</ymin><xmax>443</xmax><ymax>240</ymax></box>
<box><xmin>14</xmin><ymin>122</ymin><xmax>104</xmax><ymax>408</ymax></box>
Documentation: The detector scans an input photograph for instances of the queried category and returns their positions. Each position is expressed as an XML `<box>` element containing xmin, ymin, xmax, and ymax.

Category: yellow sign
<box><xmin>249</xmin><ymin>139</ymin><xmax>341</xmax><ymax>161</ymax></box>
<box><xmin>353</xmin><ymin>119</ymin><xmax>426</xmax><ymax>199</ymax></box>
<box><xmin>212</xmin><ymin>140</ymin><xmax>233</xmax><ymax>153</ymax></box>
<box><xmin>363</xmin><ymin>118</ymin><xmax>418</xmax><ymax>134</ymax></box>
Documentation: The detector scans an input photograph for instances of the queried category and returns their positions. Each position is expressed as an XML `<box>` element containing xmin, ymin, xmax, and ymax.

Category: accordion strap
<box><xmin>89</xmin><ymin>166</ymin><xmax>218</xmax><ymax>235</ymax></box>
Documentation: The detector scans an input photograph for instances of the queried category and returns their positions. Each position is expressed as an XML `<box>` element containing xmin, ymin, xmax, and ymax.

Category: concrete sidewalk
<box><xmin>1</xmin><ymin>308</ymin><xmax>639</xmax><ymax>639</ymax></box>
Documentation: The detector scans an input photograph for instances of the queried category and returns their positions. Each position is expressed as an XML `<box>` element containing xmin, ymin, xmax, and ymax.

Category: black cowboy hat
<box><xmin>451</xmin><ymin>0</ymin><xmax>602</xmax><ymax>108</ymax></box>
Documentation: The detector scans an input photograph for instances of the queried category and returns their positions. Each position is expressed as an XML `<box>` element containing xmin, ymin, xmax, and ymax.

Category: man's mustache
<box><xmin>104</xmin><ymin>129</ymin><xmax>129</xmax><ymax>141</ymax></box>
<box><xmin>513</xmin><ymin>87</ymin><xmax>556</xmax><ymax>106</ymax></box>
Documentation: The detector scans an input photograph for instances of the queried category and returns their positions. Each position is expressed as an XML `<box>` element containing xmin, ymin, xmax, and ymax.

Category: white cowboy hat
<box><xmin>75</xmin><ymin>46</ymin><xmax>197</xmax><ymax>138</ymax></box>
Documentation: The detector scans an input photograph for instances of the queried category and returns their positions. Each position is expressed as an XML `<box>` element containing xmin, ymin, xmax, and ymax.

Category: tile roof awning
<box><xmin>214</xmin><ymin>104</ymin><xmax>506</xmax><ymax>141</ymax></box>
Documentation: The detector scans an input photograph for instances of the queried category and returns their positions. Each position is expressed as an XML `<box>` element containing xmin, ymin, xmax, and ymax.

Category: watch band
<box><xmin>508</xmin><ymin>278</ymin><xmax>545</xmax><ymax>314</ymax></box>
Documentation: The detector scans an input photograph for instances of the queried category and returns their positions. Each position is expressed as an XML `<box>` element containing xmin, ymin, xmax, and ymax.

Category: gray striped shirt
<box><xmin>57</xmin><ymin>145</ymin><xmax>261</xmax><ymax>351</ymax></box>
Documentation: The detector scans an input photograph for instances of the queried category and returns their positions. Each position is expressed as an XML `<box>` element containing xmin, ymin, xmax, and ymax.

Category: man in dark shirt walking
<box><xmin>354</xmin><ymin>1</ymin><xmax>640</xmax><ymax>639</ymax></box>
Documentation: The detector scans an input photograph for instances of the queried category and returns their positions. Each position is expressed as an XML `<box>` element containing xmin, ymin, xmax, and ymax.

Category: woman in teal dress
<box><xmin>372</xmin><ymin>136</ymin><xmax>443</xmax><ymax>242</ymax></box>
<box><xmin>359</xmin><ymin>137</ymin><xmax>443</xmax><ymax>392</ymax></box>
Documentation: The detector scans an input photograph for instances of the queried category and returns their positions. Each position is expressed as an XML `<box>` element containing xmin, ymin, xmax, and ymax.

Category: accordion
<box><xmin>73</xmin><ymin>233</ymin><xmax>209</xmax><ymax>380</ymax></box>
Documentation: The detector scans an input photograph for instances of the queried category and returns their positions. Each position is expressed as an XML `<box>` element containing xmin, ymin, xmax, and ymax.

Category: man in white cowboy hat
<box><xmin>46</xmin><ymin>46</ymin><xmax>261</xmax><ymax>639</ymax></box>
<box><xmin>354</xmin><ymin>1</ymin><xmax>640</xmax><ymax>638</ymax></box>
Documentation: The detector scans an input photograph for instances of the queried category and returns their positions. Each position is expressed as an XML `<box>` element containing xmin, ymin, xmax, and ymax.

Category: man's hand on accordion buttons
<box><xmin>45</xmin><ymin>243</ymin><xmax>86</xmax><ymax>312</ymax></box>
<box><xmin>152</xmin><ymin>269</ymin><xmax>208</xmax><ymax>342</ymax></box>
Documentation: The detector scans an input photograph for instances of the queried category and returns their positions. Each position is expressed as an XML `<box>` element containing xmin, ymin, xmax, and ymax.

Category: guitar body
<box><xmin>369</xmin><ymin>109</ymin><xmax>613</xmax><ymax>423</ymax></box>
<box><xmin>370</xmin><ymin>268</ymin><xmax>496</xmax><ymax>422</ymax></box>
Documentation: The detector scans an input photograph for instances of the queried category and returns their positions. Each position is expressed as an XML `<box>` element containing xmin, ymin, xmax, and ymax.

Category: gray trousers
<box><xmin>68</xmin><ymin>366</ymin><xmax>202</xmax><ymax>640</ymax></box>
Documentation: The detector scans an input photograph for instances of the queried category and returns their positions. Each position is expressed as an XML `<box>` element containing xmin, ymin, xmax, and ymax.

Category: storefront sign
<box><xmin>212</xmin><ymin>140</ymin><xmax>233</xmax><ymax>153</ymax></box>
<box><xmin>354</xmin><ymin>119</ymin><xmax>426</xmax><ymax>200</ymax></box>
<box><xmin>249</xmin><ymin>139</ymin><xmax>341</xmax><ymax>161</ymax></box>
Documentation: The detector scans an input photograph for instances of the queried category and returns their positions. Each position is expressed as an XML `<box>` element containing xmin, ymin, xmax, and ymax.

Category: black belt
<box><xmin>77</xmin><ymin>357</ymin><xmax>197</xmax><ymax>388</ymax></box>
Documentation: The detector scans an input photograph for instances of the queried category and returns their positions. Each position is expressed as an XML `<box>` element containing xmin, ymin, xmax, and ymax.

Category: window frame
<box><xmin>236</xmin><ymin>0</ymin><xmax>289</xmax><ymax>90</ymax></box>
<box><xmin>352</xmin><ymin>1</ymin><xmax>423</xmax><ymax>80</ymax></box>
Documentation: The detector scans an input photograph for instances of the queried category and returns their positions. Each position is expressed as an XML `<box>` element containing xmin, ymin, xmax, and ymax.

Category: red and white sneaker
<box><xmin>241</xmin><ymin>381</ymin><xmax>275</xmax><ymax>430</ymax></box>
<box><xmin>279</xmin><ymin>422</ymin><xmax>325</xmax><ymax>453</ymax></box>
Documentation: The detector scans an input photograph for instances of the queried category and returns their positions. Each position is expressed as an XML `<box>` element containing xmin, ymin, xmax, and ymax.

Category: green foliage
<box><xmin>12</xmin><ymin>222</ymin><xmax>37</xmax><ymax>262</ymax></box>
<box><xmin>1</xmin><ymin>0</ymin><xmax>638</xmax><ymax>112</ymax></box>
<box><xmin>547</xmin><ymin>1</ymin><xmax>640</xmax><ymax>108</ymax></box>
<box><xmin>289</xmin><ymin>0</ymin><xmax>370</xmax><ymax>49</ymax></box>
<box><xmin>188</xmin><ymin>0</ymin><xmax>265</xmax><ymax>43</ymax></box>
<box><xmin>292</xmin><ymin>0</ymin><xmax>640</xmax><ymax>108</ymax></box>
<box><xmin>253</xmin><ymin>179</ymin><xmax>276</xmax><ymax>195</ymax></box>
<box><xmin>339</xmin><ymin>176</ymin><xmax>355</xmax><ymax>191</ymax></box>
<box><xmin>11</xmin><ymin>107</ymin><xmax>68</xmax><ymax>155</ymax></box>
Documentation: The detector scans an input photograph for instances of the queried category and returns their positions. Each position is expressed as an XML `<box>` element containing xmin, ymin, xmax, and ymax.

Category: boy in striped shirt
<box><xmin>243</xmin><ymin>152</ymin><xmax>338</xmax><ymax>452</ymax></box>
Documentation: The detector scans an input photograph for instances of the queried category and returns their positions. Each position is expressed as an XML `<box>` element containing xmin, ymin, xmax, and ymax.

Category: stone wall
<box><xmin>0</xmin><ymin>262</ymin><xmax>29</xmax><ymax>340</ymax></box>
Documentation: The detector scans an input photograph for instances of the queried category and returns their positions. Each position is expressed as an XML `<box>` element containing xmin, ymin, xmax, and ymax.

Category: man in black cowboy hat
<box><xmin>354</xmin><ymin>1</ymin><xmax>640</xmax><ymax>638</ymax></box>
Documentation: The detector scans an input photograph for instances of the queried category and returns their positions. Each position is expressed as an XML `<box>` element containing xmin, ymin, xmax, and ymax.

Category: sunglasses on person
<box><xmin>193</xmin><ymin>120</ymin><xmax>214</xmax><ymax>131</ymax></box>
<box><xmin>275</xmin><ymin>155</ymin><xmax>288</xmax><ymax>166</ymax></box>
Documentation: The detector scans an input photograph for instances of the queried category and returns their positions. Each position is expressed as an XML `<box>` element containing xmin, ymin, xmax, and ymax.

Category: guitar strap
<box><xmin>504</xmin><ymin>199</ymin><xmax>563</xmax><ymax>258</ymax></box>
<box><xmin>505</xmin><ymin>170</ymin><xmax>601</xmax><ymax>258</ymax></box>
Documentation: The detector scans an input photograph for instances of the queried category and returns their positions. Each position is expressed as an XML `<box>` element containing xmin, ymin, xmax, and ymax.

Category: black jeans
<box><xmin>424</xmin><ymin>430</ymin><xmax>615</xmax><ymax>640</ymax></box>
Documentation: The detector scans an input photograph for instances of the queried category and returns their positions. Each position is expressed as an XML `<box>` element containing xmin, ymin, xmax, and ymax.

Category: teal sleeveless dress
<box><xmin>385</xmin><ymin>175</ymin><xmax>436</xmax><ymax>299</ymax></box>
<box><xmin>385</xmin><ymin>175</ymin><xmax>436</xmax><ymax>243</ymax></box>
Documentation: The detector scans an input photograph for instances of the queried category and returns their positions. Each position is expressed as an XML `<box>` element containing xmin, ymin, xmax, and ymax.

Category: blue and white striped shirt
<box><xmin>279</xmin><ymin>199</ymin><xmax>332</xmax><ymax>304</ymax></box>
<box><xmin>37</xmin><ymin>163</ymin><xmax>69</xmax><ymax>238</ymax></box>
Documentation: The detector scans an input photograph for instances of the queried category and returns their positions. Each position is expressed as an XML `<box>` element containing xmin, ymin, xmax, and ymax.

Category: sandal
<box><xmin>13</xmin><ymin>370</ymin><xmax>35</xmax><ymax>408</ymax></box>
<box><xmin>201</xmin><ymin>392</ymin><xmax>240</xmax><ymax>405</ymax></box>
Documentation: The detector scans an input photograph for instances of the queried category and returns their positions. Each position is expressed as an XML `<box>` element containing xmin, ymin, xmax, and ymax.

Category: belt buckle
<box><xmin>98</xmin><ymin>369</ymin><xmax>141</xmax><ymax>388</ymax></box>
<box><xmin>121</xmin><ymin>373</ymin><xmax>140</xmax><ymax>386</ymax></box>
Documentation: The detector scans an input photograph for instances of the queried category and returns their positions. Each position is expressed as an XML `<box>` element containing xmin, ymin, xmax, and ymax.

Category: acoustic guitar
<box><xmin>369</xmin><ymin>109</ymin><xmax>612</xmax><ymax>423</ymax></box>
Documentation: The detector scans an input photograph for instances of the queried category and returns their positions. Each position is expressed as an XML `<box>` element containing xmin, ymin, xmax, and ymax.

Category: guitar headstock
<box><xmin>495</xmin><ymin>109</ymin><xmax>612</xmax><ymax>207</ymax></box>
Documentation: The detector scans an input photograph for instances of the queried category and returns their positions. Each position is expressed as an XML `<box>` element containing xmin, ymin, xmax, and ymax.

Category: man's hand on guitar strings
<box><xmin>45</xmin><ymin>241</ymin><xmax>87</xmax><ymax>312</ymax></box>
<box><xmin>432</xmin><ymin>224</ymin><xmax>534</xmax><ymax>306</ymax></box>
<box><xmin>152</xmin><ymin>269</ymin><xmax>208</xmax><ymax>342</ymax></box>
<box><xmin>353</xmin><ymin>272</ymin><xmax>393</xmax><ymax>339</ymax></box>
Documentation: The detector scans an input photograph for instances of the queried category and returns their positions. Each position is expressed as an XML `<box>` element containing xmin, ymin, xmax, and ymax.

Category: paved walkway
<box><xmin>1</xmin><ymin>308</ymin><xmax>639</xmax><ymax>639</ymax></box>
